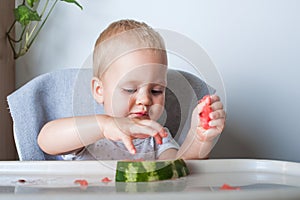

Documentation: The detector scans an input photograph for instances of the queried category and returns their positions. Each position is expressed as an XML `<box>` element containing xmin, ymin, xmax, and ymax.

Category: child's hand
<box><xmin>101</xmin><ymin>117</ymin><xmax>167</xmax><ymax>154</ymax></box>
<box><xmin>191</xmin><ymin>95</ymin><xmax>226</xmax><ymax>142</ymax></box>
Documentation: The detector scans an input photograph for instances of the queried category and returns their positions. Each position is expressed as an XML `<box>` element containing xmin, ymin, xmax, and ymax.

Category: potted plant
<box><xmin>6</xmin><ymin>0</ymin><xmax>82</xmax><ymax>59</ymax></box>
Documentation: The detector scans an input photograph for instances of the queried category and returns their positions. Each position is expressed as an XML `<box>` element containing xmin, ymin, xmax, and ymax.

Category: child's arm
<box><xmin>176</xmin><ymin>95</ymin><xmax>225</xmax><ymax>159</ymax></box>
<box><xmin>37</xmin><ymin>115</ymin><xmax>167</xmax><ymax>155</ymax></box>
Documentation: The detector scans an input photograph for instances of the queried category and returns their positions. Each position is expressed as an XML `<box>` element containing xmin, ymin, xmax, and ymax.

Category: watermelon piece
<box><xmin>115</xmin><ymin>159</ymin><xmax>190</xmax><ymax>182</ymax></box>
<box><xmin>199</xmin><ymin>95</ymin><xmax>212</xmax><ymax>129</ymax></box>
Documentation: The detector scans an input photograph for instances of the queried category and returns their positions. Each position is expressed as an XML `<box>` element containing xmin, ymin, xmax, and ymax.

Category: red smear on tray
<box><xmin>74</xmin><ymin>179</ymin><xmax>88</xmax><ymax>189</ymax></box>
<box><xmin>74</xmin><ymin>179</ymin><xmax>88</xmax><ymax>186</ymax></box>
<box><xmin>220</xmin><ymin>183</ymin><xmax>240</xmax><ymax>190</ymax></box>
<box><xmin>101</xmin><ymin>177</ymin><xmax>112</xmax><ymax>183</ymax></box>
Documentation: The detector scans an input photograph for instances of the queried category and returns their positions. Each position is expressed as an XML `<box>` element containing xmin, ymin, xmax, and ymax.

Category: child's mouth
<box><xmin>129</xmin><ymin>112</ymin><xmax>149</xmax><ymax>118</ymax></box>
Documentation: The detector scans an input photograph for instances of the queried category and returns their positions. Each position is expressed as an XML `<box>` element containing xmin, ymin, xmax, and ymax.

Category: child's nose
<box><xmin>135</xmin><ymin>89</ymin><xmax>152</xmax><ymax>106</ymax></box>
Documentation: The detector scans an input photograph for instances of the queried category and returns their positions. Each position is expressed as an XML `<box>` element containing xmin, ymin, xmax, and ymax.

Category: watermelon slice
<box><xmin>115</xmin><ymin>159</ymin><xmax>190</xmax><ymax>182</ymax></box>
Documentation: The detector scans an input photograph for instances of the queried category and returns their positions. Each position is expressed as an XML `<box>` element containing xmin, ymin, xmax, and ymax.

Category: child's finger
<box><xmin>204</xmin><ymin>128</ymin><xmax>222</xmax><ymax>138</ymax></box>
<box><xmin>209</xmin><ymin>118</ymin><xmax>225</xmax><ymax>129</ymax></box>
<box><xmin>158</xmin><ymin>128</ymin><xmax>168</xmax><ymax>138</ymax></box>
<box><xmin>209</xmin><ymin>109</ymin><xmax>226</xmax><ymax>120</ymax></box>
<box><xmin>129</xmin><ymin>124</ymin><xmax>159</xmax><ymax>137</ymax></box>
<box><xmin>122</xmin><ymin>136</ymin><xmax>136</xmax><ymax>154</ymax></box>
<box><xmin>133</xmin><ymin>119</ymin><xmax>167</xmax><ymax>138</ymax></box>
<box><xmin>196</xmin><ymin>127</ymin><xmax>221</xmax><ymax>141</ymax></box>
<box><xmin>209</xmin><ymin>94</ymin><xmax>220</xmax><ymax>103</ymax></box>
<box><xmin>138</xmin><ymin>119</ymin><xmax>165</xmax><ymax>135</ymax></box>
<box><xmin>210</xmin><ymin>101</ymin><xmax>224</xmax><ymax>111</ymax></box>
<box><xmin>153</xmin><ymin>133</ymin><xmax>162</xmax><ymax>145</ymax></box>
<box><xmin>131</xmin><ymin>133</ymin><xmax>150</xmax><ymax>138</ymax></box>
<box><xmin>196</xmin><ymin>99</ymin><xmax>207</xmax><ymax>114</ymax></box>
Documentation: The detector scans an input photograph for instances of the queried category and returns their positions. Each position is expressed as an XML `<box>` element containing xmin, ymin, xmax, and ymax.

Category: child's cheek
<box><xmin>149</xmin><ymin>104</ymin><xmax>165</xmax><ymax>121</ymax></box>
<box><xmin>110</xmin><ymin>93</ymin><xmax>132</xmax><ymax>117</ymax></box>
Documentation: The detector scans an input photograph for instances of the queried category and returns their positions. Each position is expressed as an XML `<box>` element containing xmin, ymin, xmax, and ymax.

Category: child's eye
<box><xmin>151</xmin><ymin>89</ymin><xmax>164</xmax><ymax>95</ymax></box>
<box><xmin>123</xmin><ymin>88</ymin><xmax>137</xmax><ymax>93</ymax></box>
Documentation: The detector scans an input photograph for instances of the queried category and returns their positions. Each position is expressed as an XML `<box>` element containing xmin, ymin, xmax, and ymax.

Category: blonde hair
<box><xmin>93</xmin><ymin>19</ymin><xmax>167</xmax><ymax>78</ymax></box>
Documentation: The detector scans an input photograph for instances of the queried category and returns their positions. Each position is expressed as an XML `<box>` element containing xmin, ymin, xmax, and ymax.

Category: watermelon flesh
<box><xmin>115</xmin><ymin>159</ymin><xmax>190</xmax><ymax>182</ymax></box>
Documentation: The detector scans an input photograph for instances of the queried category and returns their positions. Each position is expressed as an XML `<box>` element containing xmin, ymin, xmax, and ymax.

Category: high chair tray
<box><xmin>0</xmin><ymin>159</ymin><xmax>300</xmax><ymax>200</ymax></box>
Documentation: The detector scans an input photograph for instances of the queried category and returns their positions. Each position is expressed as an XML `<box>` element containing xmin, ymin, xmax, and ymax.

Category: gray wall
<box><xmin>15</xmin><ymin>0</ymin><xmax>300</xmax><ymax>162</ymax></box>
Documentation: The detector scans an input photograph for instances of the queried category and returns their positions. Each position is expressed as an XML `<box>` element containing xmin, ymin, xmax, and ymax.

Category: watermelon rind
<box><xmin>115</xmin><ymin>159</ymin><xmax>190</xmax><ymax>182</ymax></box>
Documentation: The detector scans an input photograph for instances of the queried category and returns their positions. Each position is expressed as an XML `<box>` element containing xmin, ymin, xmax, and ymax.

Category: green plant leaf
<box><xmin>26</xmin><ymin>0</ymin><xmax>39</xmax><ymax>8</ymax></box>
<box><xmin>61</xmin><ymin>0</ymin><xmax>83</xmax><ymax>10</ymax></box>
<box><xmin>14</xmin><ymin>5</ymin><xmax>41</xmax><ymax>26</ymax></box>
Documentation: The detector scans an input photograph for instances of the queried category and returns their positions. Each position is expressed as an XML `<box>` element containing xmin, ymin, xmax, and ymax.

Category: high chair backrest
<box><xmin>7</xmin><ymin>68</ymin><xmax>214</xmax><ymax>160</ymax></box>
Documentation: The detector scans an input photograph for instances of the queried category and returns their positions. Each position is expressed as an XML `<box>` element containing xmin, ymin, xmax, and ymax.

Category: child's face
<box><xmin>98</xmin><ymin>50</ymin><xmax>167</xmax><ymax>121</ymax></box>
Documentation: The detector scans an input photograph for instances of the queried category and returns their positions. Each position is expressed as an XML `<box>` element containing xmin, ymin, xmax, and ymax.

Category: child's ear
<box><xmin>91</xmin><ymin>77</ymin><xmax>104</xmax><ymax>104</ymax></box>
